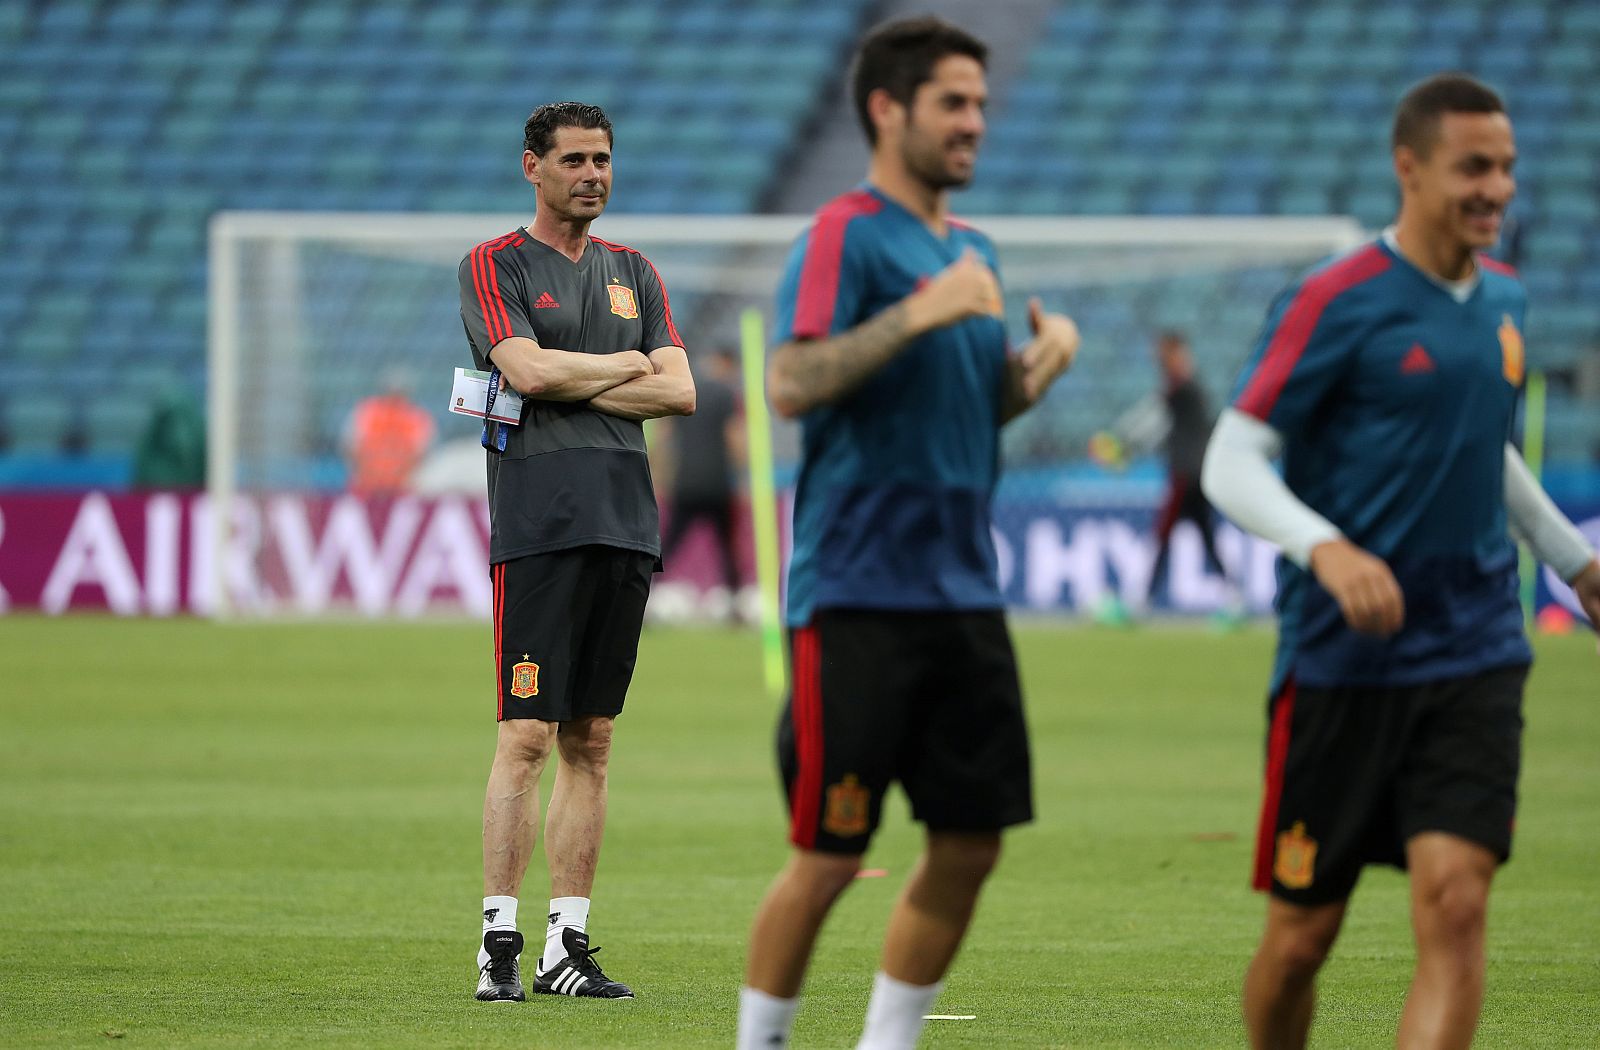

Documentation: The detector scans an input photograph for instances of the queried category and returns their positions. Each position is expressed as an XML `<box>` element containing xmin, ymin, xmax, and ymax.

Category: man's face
<box><xmin>527</xmin><ymin>126</ymin><xmax>612</xmax><ymax>222</ymax></box>
<box><xmin>895</xmin><ymin>54</ymin><xmax>987</xmax><ymax>190</ymax></box>
<box><xmin>1397</xmin><ymin>111</ymin><xmax>1516</xmax><ymax>251</ymax></box>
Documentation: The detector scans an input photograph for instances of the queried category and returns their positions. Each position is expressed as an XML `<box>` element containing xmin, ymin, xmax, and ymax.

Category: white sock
<box><xmin>856</xmin><ymin>972</ymin><xmax>942</xmax><ymax>1050</ymax></box>
<box><xmin>737</xmin><ymin>986</ymin><xmax>799</xmax><ymax>1050</ymax></box>
<box><xmin>542</xmin><ymin>895</ymin><xmax>590</xmax><ymax>972</ymax></box>
<box><xmin>478</xmin><ymin>895</ymin><xmax>518</xmax><ymax>967</ymax></box>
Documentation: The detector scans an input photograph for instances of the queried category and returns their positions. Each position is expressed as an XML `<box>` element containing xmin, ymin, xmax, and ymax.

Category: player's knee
<box><xmin>1418</xmin><ymin>871</ymin><xmax>1490</xmax><ymax>942</ymax></box>
<box><xmin>788</xmin><ymin>851</ymin><xmax>862</xmax><ymax>905</ymax></box>
<box><xmin>497</xmin><ymin>718</ymin><xmax>557</xmax><ymax>766</ymax></box>
<box><xmin>1264</xmin><ymin>923</ymin><xmax>1338</xmax><ymax>980</ymax></box>
<box><xmin>557</xmin><ymin>717</ymin><xmax>614</xmax><ymax>772</ymax></box>
<box><xmin>928</xmin><ymin>832</ymin><xmax>1002</xmax><ymax>885</ymax></box>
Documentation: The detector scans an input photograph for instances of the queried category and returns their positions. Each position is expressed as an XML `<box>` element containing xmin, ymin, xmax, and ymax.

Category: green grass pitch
<box><xmin>2</xmin><ymin>618</ymin><xmax>1596</xmax><ymax>1047</ymax></box>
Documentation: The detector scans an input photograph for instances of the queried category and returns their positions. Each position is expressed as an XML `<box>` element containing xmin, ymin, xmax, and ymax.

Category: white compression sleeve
<box><xmin>1503</xmin><ymin>443</ymin><xmax>1596</xmax><ymax>582</ymax></box>
<box><xmin>1201</xmin><ymin>408</ymin><xmax>1343</xmax><ymax>568</ymax></box>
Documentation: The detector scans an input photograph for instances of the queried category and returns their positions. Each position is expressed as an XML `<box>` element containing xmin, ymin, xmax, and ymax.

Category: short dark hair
<box><xmin>851</xmin><ymin>16</ymin><xmax>987</xmax><ymax>146</ymax></box>
<box><xmin>524</xmin><ymin>102</ymin><xmax>613</xmax><ymax>157</ymax></box>
<box><xmin>1391</xmin><ymin>74</ymin><xmax>1504</xmax><ymax>157</ymax></box>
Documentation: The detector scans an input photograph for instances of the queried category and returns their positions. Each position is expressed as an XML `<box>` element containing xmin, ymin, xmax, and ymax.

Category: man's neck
<box><xmin>1391</xmin><ymin>212</ymin><xmax>1476</xmax><ymax>282</ymax></box>
<box><xmin>866</xmin><ymin>157</ymin><xmax>947</xmax><ymax>235</ymax></box>
<box><xmin>527</xmin><ymin>214</ymin><xmax>591</xmax><ymax>263</ymax></box>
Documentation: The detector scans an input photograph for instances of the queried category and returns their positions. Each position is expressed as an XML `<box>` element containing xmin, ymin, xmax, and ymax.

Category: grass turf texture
<box><xmin>2</xmin><ymin>618</ymin><xmax>1596</xmax><ymax>1048</ymax></box>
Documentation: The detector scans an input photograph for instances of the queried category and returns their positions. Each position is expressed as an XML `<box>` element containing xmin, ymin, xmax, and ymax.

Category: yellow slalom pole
<box><xmin>740</xmin><ymin>308</ymin><xmax>787</xmax><ymax>699</ymax></box>
<box><xmin>1519</xmin><ymin>370</ymin><xmax>1546</xmax><ymax>623</ymax></box>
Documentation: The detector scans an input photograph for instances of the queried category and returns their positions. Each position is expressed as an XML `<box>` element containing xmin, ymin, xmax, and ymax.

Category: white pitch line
<box><xmin>924</xmin><ymin>1015</ymin><xmax>977</xmax><ymax>1020</ymax></box>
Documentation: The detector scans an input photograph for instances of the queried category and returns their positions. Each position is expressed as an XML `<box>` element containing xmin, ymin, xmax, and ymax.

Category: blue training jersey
<box><xmin>773</xmin><ymin>185</ymin><xmax>1009</xmax><ymax>627</ymax></box>
<box><xmin>1231</xmin><ymin>237</ymin><xmax>1533</xmax><ymax>693</ymax></box>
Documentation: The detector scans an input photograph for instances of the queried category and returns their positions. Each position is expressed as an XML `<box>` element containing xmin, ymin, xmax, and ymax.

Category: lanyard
<box><xmin>481</xmin><ymin>366</ymin><xmax>508</xmax><ymax>453</ymax></box>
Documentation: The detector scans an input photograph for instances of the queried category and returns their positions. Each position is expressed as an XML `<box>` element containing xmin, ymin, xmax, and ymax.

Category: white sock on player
<box><xmin>478</xmin><ymin>895</ymin><xmax>518</xmax><ymax>967</ymax></box>
<box><xmin>855</xmin><ymin>971</ymin><xmax>942</xmax><ymax>1050</ymax></box>
<box><xmin>737</xmin><ymin>985</ymin><xmax>799</xmax><ymax>1050</ymax></box>
<box><xmin>542</xmin><ymin>895</ymin><xmax>590</xmax><ymax>972</ymax></box>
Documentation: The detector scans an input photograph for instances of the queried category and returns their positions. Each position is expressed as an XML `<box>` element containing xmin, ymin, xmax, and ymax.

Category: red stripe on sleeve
<box><xmin>1252</xmin><ymin>679</ymin><xmax>1297</xmax><ymax>891</ymax></box>
<box><xmin>788</xmin><ymin>626</ymin><xmax>824</xmax><ymax>849</ymax></box>
<box><xmin>1235</xmin><ymin>245</ymin><xmax>1390</xmax><ymax>420</ymax></box>
<box><xmin>471</xmin><ymin>233</ymin><xmax>520</xmax><ymax>348</ymax></box>
<box><xmin>483</xmin><ymin>235</ymin><xmax>522</xmax><ymax>346</ymax></box>
<box><xmin>792</xmin><ymin>190</ymin><xmax>880</xmax><ymax>341</ymax></box>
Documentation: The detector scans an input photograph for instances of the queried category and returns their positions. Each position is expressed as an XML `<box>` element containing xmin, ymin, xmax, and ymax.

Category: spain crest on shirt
<box><xmin>1498</xmin><ymin>314</ymin><xmax>1524</xmax><ymax>386</ymax></box>
<box><xmin>607</xmin><ymin>283</ymin><xmax>639</xmax><ymax>319</ymax></box>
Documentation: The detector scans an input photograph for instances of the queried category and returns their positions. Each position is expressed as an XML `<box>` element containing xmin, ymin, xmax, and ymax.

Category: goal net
<box><xmin>207</xmin><ymin>212</ymin><xmax>1364</xmax><ymax>619</ymax></box>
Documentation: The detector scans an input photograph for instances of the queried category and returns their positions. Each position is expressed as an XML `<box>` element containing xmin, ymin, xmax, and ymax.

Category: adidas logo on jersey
<box><xmin>1400</xmin><ymin>342</ymin><xmax>1435</xmax><ymax>375</ymax></box>
<box><xmin>534</xmin><ymin>293</ymin><xmax>560</xmax><ymax>309</ymax></box>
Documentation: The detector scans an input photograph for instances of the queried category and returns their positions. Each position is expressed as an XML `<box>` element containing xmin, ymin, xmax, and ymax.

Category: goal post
<box><xmin>206</xmin><ymin>211</ymin><xmax>1367</xmax><ymax>622</ymax></box>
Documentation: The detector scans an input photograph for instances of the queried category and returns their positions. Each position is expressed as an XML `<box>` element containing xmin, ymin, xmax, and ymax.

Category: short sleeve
<box><xmin>458</xmin><ymin>235</ymin><xmax>536</xmax><ymax>356</ymax></box>
<box><xmin>634</xmin><ymin>254</ymin><xmax>683</xmax><ymax>350</ymax></box>
<box><xmin>773</xmin><ymin>219</ymin><xmax>867</xmax><ymax>344</ymax></box>
<box><xmin>1231</xmin><ymin>246</ymin><xmax>1390</xmax><ymax>437</ymax></box>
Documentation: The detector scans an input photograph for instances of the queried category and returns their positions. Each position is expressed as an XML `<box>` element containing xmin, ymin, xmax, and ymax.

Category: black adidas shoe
<box><xmin>475</xmin><ymin>929</ymin><xmax>526</xmax><ymax>1002</ymax></box>
<box><xmin>532</xmin><ymin>928</ymin><xmax>634</xmax><ymax>999</ymax></box>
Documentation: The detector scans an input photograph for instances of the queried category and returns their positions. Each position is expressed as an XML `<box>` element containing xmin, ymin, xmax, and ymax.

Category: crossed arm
<box><xmin>488</xmin><ymin>337</ymin><xmax>695</xmax><ymax>420</ymax></box>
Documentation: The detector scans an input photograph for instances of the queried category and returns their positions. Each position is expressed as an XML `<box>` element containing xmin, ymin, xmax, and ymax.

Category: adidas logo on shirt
<box><xmin>534</xmin><ymin>292</ymin><xmax>560</xmax><ymax>309</ymax></box>
<box><xmin>1400</xmin><ymin>342</ymin><xmax>1435</xmax><ymax>374</ymax></box>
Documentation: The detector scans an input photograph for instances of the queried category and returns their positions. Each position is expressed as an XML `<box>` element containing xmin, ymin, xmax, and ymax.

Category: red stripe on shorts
<box><xmin>493</xmin><ymin>563</ymin><xmax>505</xmax><ymax>720</ymax></box>
<box><xmin>788</xmin><ymin>626</ymin><xmax>824</xmax><ymax>848</ymax></box>
<box><xmin>1252</xmin><ymin>679</ymin><xmax>1297</xmax><ymax>890</ymax></box>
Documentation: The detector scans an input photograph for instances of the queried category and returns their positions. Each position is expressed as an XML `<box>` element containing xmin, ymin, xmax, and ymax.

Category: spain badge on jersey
<box><xmin>607</xmin><ymin>283</ymin><xmax>639</xmax><ymax>319</ymax></box>
<box><xmin>510</xmin><ymin>656</ymin><xmax>540</xmax><ymax>699</ymax></box>
<box><xmin>1499</xmin><ymin>314</ymin><xmax>1524</xmax><ymax>386</ymax></box>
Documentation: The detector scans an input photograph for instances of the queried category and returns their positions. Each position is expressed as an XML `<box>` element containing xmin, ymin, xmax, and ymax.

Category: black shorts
<box><xmin>1253</xmin><ymin>663</ymin><xmax>1529</xmax><ymax>905</ymax></box>
<box><xmin>778</xmin><ymin>609</ymin><xmax>1033</xmax><ymax>854</ymax></box>
<box><xmin>491</xmin><ymin>546</ymin><xmax>654</xmax><ymax>722</ymax></box>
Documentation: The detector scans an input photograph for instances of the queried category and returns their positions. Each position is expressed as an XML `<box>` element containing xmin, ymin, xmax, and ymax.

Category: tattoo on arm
<box><xmin>769</xmin><ymin>303</ymin><xmax>913</xmax><ymax>416</ymax></box>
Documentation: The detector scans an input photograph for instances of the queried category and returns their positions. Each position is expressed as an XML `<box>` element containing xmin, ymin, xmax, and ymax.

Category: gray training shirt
<box><xmin>458</xmin><ymin>229</ymin><xmax>682</xmax><ymax>564</ymax></box>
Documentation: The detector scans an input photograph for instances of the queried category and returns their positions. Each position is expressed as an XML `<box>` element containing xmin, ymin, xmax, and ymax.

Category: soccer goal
<box><xmin>206</xmin><ymin>211</ymin><xmax>1365</xmax><ymax>622</ymax></box>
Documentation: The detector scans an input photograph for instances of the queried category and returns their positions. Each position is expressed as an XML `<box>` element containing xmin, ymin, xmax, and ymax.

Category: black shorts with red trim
<box><xmin>1252</xmin><ymin>663</ymin><xmax>1528</xmax><ymax>905</ymax></box>
<box><xmin>491</xmin><ymin>545</ymin><xmax>654</xmax><ymax>722</ymax></box>
<box><xmin>777</xmin><ymin>609</ymin><xmax>1033</xmax><ymax>854</ymax></box>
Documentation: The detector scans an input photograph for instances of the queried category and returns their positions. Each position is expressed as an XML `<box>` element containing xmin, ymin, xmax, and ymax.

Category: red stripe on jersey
<box><xmin>788</xmin><ymin>626</ymin><xmax>824</xmax><ymax>849</ymax></box>
<box><xmin>1477</xmin><ymin>253</ymin><xmax>1518</xmax><ymax>278</ymax></box>
<box><xmin>1236</xmin><ymin>245</ymin><xmax>1390</xmax><ymax>421</ymax></box>
<box><xmin>471</xmin><ymin>232</ymin><xmax>521</xmax><ymax>347</ymax></box>
<box><xmin>792</xmin><ymin>190</ymin><xmax>881</xmax><ymax>341</ymax></box>
<box><xmin>1252</xmin><ymin>679</ymin><xmax>1297</xmax><ymax>891</ymax></box>
<box><xmin>591</xmin><ymin>237</ymin><xmax>684</xmax><ymax>347</ymax></box>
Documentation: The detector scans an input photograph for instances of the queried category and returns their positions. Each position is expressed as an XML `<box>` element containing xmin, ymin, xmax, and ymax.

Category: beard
<box><xmin>902</xmin><ymin>132</ymin><xmax>978</xmax><ymax>190</ymax></box>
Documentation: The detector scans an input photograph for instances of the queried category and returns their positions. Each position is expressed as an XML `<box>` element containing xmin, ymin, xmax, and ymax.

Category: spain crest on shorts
<box><xmin>1274</xmin><ymin>821</ymin><xmax>1317</xmax><ymax>889</ymax></box>
<box><xmin>1498</xmin><ymin>313</ymin><xmax>1524</xmax><ymax>386</ymax></box>
<box><xmin>510</xmin><ymin>656</ymin><xmax>540</xmax><ymax>699</ymax></box>
<box><xmin>607</xmin><ymin>283</ymin><xmax>639</xmax><ymax>319</ymax></box>
<box><xmin>823</xmin><ymin>774</ymin><xmax>870</xmax><ymax>837</ymax></box>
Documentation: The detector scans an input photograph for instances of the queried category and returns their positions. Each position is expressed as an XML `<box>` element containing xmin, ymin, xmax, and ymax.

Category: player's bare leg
<box><xmin>878</xmin><ymin>831</ymin><xmax>1000</xmax><ymax>984</ymax></box>
<box><xmin>1243</xmin><ymin>897</ymin><xmax>1346</xmax><ymax>1050</ymax></box>
<box><xmin>483</xmin><ymin>719</ymin><xmax>558</xmax><ymax>895</ymax></box>
<box><xmin>545</xmin><ymin>715</ymin><xmax>615</xmax><ymax>897</ymax></box>
<box><xmin>1397</xmin><ymin>832</ymin><xmax>1496</xmax><ymax>1050</ymax></box>
<box><xmin>745</xmin><ymin>850</ymin><xmax>863</xmax><ymax>996</ymax></box>
<box><xmin>477</xmin><ymin>718</ymin><xmax>557</xmax><ymax>1002</ymax></box>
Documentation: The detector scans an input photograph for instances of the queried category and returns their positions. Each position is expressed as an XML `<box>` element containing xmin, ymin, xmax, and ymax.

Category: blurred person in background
<box><xmin>343</xmin><ymin>368</ymin><xmax>435</xmax><ymax>496</ymax></box>
<box><xmin>657</xmin><ymin>346</ymin><xmax>745</xmax><ymax>618</ymax></box>
<box><xmin>132</xmin><ymin>386</ymin><xmax>207</xmax><ymax>489</ymax></box>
